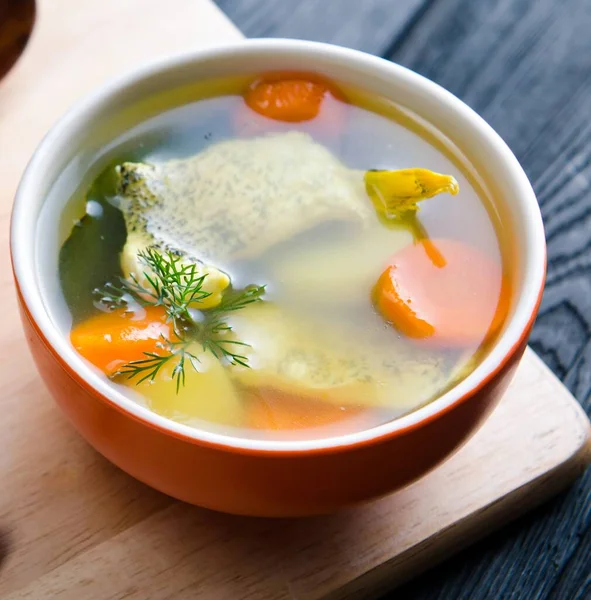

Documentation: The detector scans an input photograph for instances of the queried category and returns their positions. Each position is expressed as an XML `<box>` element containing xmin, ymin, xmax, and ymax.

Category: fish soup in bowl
<box><xmin>45</xmin><ymin>73</ymin><xmax>509</xmax><ymax>441</ymax></box>
<box><xmin>15</xmin><ymin>40</ymin><xmax>544</xmax><ymax>515</ymax></box>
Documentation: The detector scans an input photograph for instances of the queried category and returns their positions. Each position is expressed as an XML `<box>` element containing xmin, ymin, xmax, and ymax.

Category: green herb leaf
<box><xmin>96</xmin><ymin>248</ymin><xmax>265</xmax><ymax>390</ymax></box>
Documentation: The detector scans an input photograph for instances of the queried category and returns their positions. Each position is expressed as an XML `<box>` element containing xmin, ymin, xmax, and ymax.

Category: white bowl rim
<box><xmin>11</xmin><ymin>39</ymin><xmax>546</xmax><ymax>453</ymax></box>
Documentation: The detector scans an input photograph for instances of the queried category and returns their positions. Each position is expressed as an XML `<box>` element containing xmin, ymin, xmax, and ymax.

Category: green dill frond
<box><xmin>210</xmin><ymin>284</ymin><xmax>266</xmax><ymax>315</ymax></box>
<box><xmin>136</xmin><ymin>248</ymin><xmax>212</xmax><ymax>318</ymax></box>
<box><xmin>117</xmin><ymin>340</ymin><xmax>201</xmax><ymax>393</ymax></box>
<box><xmin>95</xmin><ymin>247</ymin><xmax>265</xmax><ymax>391</ymax></box>
<box><xmin>95</xmin><ymin>249</ymin><xmax>213</xmax><ymax>319</ymax></box>
<box><xmin>116</xmin><ymin>351</ymin><xmax>177</xmax><ymax>385</ymax></box>
<box><xmin>202</xmin><ymin>337</ymin><xmax>251</xmax><ymax>368</ymax></box>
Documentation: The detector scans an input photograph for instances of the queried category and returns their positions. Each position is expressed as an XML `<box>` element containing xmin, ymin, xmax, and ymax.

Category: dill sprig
<box><xmin>199</xmin><ymin>285</ymin><xmax>265</xmax><ymax>368</ymax></box>
<box><xmin>116</xmin><ymin>338</ymin><xmax>201</xmax><ymax>393</ymax></box>
<box><xmin>134</xmin><ymin>247</ymin><xmax>212</xmax><ymax>322</ymax></box>
<box><xmin>94</xmin><ymin>248</ymin><xmax>265</xmax><ymax>390</ymax></box>
<box><xmin>93</xmin><ymin>248</ymin><xmax>211</xmax><ymax>320</ymax></box>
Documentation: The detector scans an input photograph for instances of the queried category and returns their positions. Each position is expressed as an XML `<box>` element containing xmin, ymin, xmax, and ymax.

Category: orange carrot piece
<box><xmin>243</xmin><ymin>73</ymin><xmax>347</xmax><ymax>120</ymax></box>
<box><xmin>70</xmin><ymin>306</ymin><xmax>174</xmax><ymax>375</ymax></box>
<box><xmin>235</xmin><ymin>74</ymin><xmax>348</xmax><ymax>138</ymax></box>
<box><xmin>245</xmin><ymin>388</ymin><xmax>367</xmax><ymax>433</ymax></box>
<box><xmin>373</xmin><ymin>239</ymin><xmax>510</xmax><ymax>347</ymax></box>
<box><xmin>244</xmin><ymin>78</ymin><xmax>329</xmax><ymax>122</ymax></box>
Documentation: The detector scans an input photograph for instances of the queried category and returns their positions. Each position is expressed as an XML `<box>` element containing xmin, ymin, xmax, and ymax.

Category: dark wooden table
<box><xmin>217</xmin><ymin>1</ymin><xmax>591</xmax><ymax>598</ymax></box>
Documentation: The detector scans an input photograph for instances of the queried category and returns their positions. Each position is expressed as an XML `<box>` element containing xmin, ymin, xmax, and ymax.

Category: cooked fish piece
<box><xmin>117</xmin><ymin>131</ymin><xmax>374</xmax><ymax>269</ymax></box>
<box><xmin>116</xmin><ymin>132</ymin><xmax>458</xmax><ymax>310</ymax></box>
<box><xmin>268</xmin><ymin>223</ymin><xmax>413</xmax><ymax>307</ymax></box>
<box><xmin>226</xmin><ymin>303</ymin><xmax>457</xmax><ymax>411</ymax></box>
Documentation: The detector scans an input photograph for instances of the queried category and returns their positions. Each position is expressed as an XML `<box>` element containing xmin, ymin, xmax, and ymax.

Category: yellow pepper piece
<box><xmin>364</xmin><ymin>168</ymin><xmax>459</xmax><ymax>218</ymax></box>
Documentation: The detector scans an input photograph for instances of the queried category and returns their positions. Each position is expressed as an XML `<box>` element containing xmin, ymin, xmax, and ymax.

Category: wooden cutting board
<box><xmin>0</xmin><ymin>1</ymin><xmax>589</xmax><ymax>598</ymax></box>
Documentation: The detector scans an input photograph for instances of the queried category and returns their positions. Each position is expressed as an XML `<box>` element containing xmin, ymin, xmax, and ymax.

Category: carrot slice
<box><xmin>245</xmin><ymin>388</ymin><xmax>369</xmax><ymax>434</ymax></box>
<box><xmin>70</xmin><ymin>306</ymin><xmax>174</xmax><ymax>375</ymax></box>
<box><xmin>244</xmin><ymin>77</ymin><xmax>335</xmax><ymax>122</ymax></box>
<box><xmin>235</xmin><ymin>74</ymin><xmax>347</xmax><ymax>139</ymax></box>
<box><xmin>373</xmin><ymin>239</ymin><xmax>510</xmax><ymax>347</ymax></box>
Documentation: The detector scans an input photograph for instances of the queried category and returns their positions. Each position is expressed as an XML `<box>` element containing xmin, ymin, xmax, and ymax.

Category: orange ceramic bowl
<box><xmin>11</xmin><ymin>40</ymin><xmax>546</xmax><ymax>517</ymax></box>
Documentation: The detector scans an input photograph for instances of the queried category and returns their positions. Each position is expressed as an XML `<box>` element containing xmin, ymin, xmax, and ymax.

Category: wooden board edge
<box><xmin>329</xmin><ymin>424</ymin><xmax>591</xmax><ymax>600</ymax></box>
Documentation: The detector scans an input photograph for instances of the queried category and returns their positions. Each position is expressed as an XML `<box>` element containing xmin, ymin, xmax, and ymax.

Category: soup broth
<box><xmin>48</xmin><ymin>74</ymin><xmax>509</xmax><ymax>441</ymax></box>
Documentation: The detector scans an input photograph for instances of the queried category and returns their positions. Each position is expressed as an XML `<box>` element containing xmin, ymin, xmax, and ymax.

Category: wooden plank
<box><xmin>0</xmin><ymin>1</ymin><xmax>589</xmax><ymax>599</ymax></box>
<box><xmin>382</xmin><ymin>1</ymin><xmax>591</xmax><ymax>598</ymax></box>
<box><xmin>221</xmin><ymin>1</ymin><xmax>591</xmax><ymax>596</ymax></box>
<box><xmin>1</xmin><ymin>350</ymin><xmax>589</xmax><ymax>599</ymax></box>
<box><xmin>215</xmin><ymin>0</ymin><xmax>428</xmax><ymax>56</ymax></box>
<box><xmin>0</xmin><ymin>0</ymin><xmax>240</xmax><ymax>593</ymax></box>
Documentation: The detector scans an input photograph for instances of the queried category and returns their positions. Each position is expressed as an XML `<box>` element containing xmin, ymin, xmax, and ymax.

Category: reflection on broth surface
<box><xmin>42</xmin><ymin>73</ymin><xmax>509</xmax><ymax>441</ymax></box>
